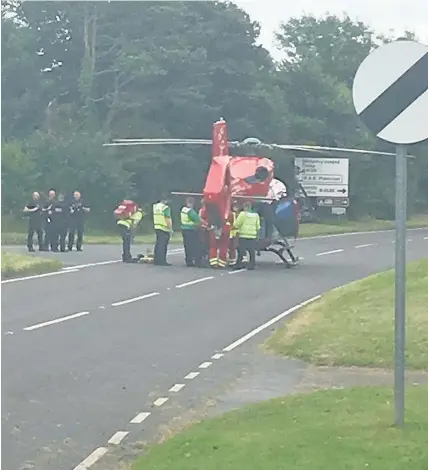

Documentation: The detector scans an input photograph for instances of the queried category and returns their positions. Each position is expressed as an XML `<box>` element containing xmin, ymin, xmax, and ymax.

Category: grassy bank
<box><xmin>2</xmin><ymin>214</ymin><xmax>428</xmax><ymax>245</ymax></box>
<box><xmin>266</xmin><ymin>258</ymin><xmax>428</xmax><ymax>370</ymax></box>
<box><xmin>133</xmin><ymin>385</ymin><xmax>428</xmax><ymax>470</ymax></box>
<box><xmin>1</xmin><ymin>251</ymin><xmax>62</xmax><ymax>279</ymax></box>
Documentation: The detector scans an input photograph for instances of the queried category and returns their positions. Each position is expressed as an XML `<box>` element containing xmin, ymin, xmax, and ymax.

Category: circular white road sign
<box><xmin>352</xmin><ymin>40</ymin><xmax>428</xmax><ymax>145</ymax></box>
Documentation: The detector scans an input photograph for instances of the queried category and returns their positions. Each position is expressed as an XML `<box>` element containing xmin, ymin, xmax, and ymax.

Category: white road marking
<box><xmin>316</xmin><ymin>249</ymin><xmax>344</xmax><ymax>256</ymax></box>
<box><xmin>23</xmin><ymin>311</ymin><xmax>90</xmax><ymax>331</ymax></box>
<box><xmin>111</xmin><ymin>292</ymin><xmax>159</xmax><ymax>307</ymax></box>
<box><xmin>64</xmin><ymin>260</ymin><xmax>121</xmax><ymax>270</ymax></box>
<box><xmin>355</xmin><ymin>243</ymin><xmax>375</xmax><ymax>248</ymax></box>
<box><xmin>73</xmin><ymin>447</ymin><xmax>108</xmax><ymax>469</ymax></box>
<box><xmin>175</xmin><ymin>276</ymin><xmax>213</xmax><ymax>288</ymax></box>
<box><xmin>424</xmin><ymin>236</ymin><xmax>428</xmax><ymax>240</ymax></box>
<box><xmin>108</xmin><ymin>431</ymin><xmax>129</xmax><ymax>445</ymax></box>
<box><xmin>4</xmin><ymin>331</ymin><xmax>14</xmax><ymax>335</ymax></box>
<box><xmin>199</xmin><ymin>361</ymin><xmax>212</xmax><ymax>369</ymax></box>
<box><xmin>184</xmin><ymin>372</ymin><xmax>200</xmax><ymax>380</ymax></box>
<box><xmin>228</xmin><ymin>269</ymin><xmax>246</xmax><ymax>274</ymax></box>
<box><xmin>408</xmin><ymin>239</ymin><xmax>413</xmax><ymax>242</ymax></box>
<box><xmin>211</xmin><ymin>353</ymin><xmax>224</xmax><ymax>359</ymax></box>
<box><xmin>153</xmin><ymin>397</ymin><xmax>169</xmax><ymax>407</ymax></box>
<box><xmin>169</xmin><ymin>383</ymin><xmax>185</xmax><ymax>392</ymax></box>
<box><xmin>130</xmin><ymin>411</ymin><xmax>151</xmax><ymax>424</ymax></box>
<box><xmin>223</xmin><ymin>295</ymin><xmax>321</xmax><ymax>352</ymax></box>
<box><xmin>299</xmin><ymin>226</ymin><xmax>427</xmax><ymax>240</ymax></box>
<box><xmin>1</xmin><ymin>269</ymin><xmax>79</xmax><ymax>284</ymax></box>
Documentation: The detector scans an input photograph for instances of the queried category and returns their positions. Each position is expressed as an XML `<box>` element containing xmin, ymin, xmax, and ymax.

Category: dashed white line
<box><xmin>175</xmin><ymin>276</ymin><xmax>214</xmax><ymax>288</ymax></box>
<box><xmin>111</xmin><ymin>292</ymin><xmax>159</xmax><ymax>307</ymax></box>
<box><xmin>316</xmin><ymin>249</ymin><xmax>344</xmax><ymax>256</ymax></box>
<box><xmin>355</xmin><ymin>243</ymin><xmax>375</xmax><ymax>248</ymax></box>
<box><xmin>23</xmin><ymin>311</ymin><xmax>90</xmax><ymax>331</ymax></box>
<box><xmin>130</xmin><ymin>411</ymin><xmax>151</xmax><ymax>424</ymax></box>
<box><xmin>73</xmin><ymin>447</ymin><xmax>108</xmax><ymax>470</ymax></box>
<box><xmin>228</xmin><ymin>269</ymin><xmax>246</xmax><ymax>274</ymax></box>
<box><xmin>424</xmin><ymin>236</ymin><xmax>428</xmax><ymax>240</ymax></box>
<box><xmin>108</xmin><ymin>431</ymin><xmax>129</xmax><ymax>445</ymax></box>
<box><xmin>153</xmin><ymin>397</ymin><xmax>169</xmax><ymax>407</ymax></box>
<box><xmin>199</xmin><ymin>361</ymin><xmax>212</xmax><ymax>369</ymax></box>
<box><xmin>211</xmin><ymin>353</ymin><xmax>224</xmax><ymax>359</ymax></box>
<box><xmin>1</xmin><ymin>268</ymin><xmax>79</xmax><ymax>284</ymax></box>
<box><xmin>184</xmin><ymin>372</ymin><xmax>200</xmax><ymax>380</ymax></box>
<box><xmin>64</xmin><ymin>260</ymin><xmax>121</xmax><ymax>270</ymax></box>
<box><xmin>169</xmin><ymin>383</ymin><xmax>185</xmax><ymax>392</ymax></box>
<box><xmin>223</xmin><ymin>295</ymin><xmax>321</xmax><ymax>352</ymax></box>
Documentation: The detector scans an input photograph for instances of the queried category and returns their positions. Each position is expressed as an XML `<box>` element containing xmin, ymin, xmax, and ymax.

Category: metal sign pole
<box><xmin>394</xmin><ymin>143</ymin><xmax>407</xmax><ymax>427</ymax></box>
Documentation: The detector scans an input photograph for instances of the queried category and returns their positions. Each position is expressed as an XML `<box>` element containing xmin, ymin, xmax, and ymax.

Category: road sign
<box><xmin>317</xmin><ymin>197</ymin><xmax>349</xmax><ymax>208</ymax></box>
<box><xmin>352</xmin><ymin>39</ymin><xmax>428</xmax><ymax>428</ymax></box>
<box><xmin>295</xmin><ymin>157</ymin><xmax>349</xmax><ymax>198</ymax></box>
<box><xmin>352</xmin><ymin>40</ymin><xmax>428</xmax><ymax>145</ymax></box>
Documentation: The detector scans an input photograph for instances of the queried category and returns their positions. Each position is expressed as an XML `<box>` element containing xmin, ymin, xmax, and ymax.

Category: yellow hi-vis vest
<box><xmin>180</xmin><ymin>207</ymin><xmax>197</xmax><ymax>228</ymax></box>
<box><xmin>153</xmin><ymin>202</ymin><xmax>169</xmax><ymax>232</ymax></box>
<box><xmin>236</xmin><ymin>211</ymin><xmax>260</xmax><ymax>239</ymax></box>
<box><xmin>230</xmin><ymin>212</ymin><xmax>238</xmax><ymax>238</ymax></box>
<box><xmin>117</xmin><ymin>210</ymin><xmax>143</xmax><ymax>229</ymax></box>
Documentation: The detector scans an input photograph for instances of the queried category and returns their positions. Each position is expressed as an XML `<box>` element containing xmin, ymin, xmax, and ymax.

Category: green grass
<box><xmin>1</xmin><ymin>251</ymin><xmax>62</xmax><ymax>279</ymax></box>
<box><xmin>265</xmin><ymin>258</ymin><xmax>428</xmax><ymax>370</ymax></box>
<box><xmin>133</xmin><ymin>386</ymin><xmax>428</xmax><ymax>470</ymax></box>
<box><xmin>2</xmin><ymin>214</ymin><xmax>428</xmax><ymax>245</ymax></box>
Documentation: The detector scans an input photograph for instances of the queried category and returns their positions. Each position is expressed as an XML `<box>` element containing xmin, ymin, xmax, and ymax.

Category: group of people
<box><xmin>117</xmin><ymin>194</ymin><xmax>261</xmax><ymax>270</ymax></box>
<box><xmin>23</xmin><ymin>189</ymin><xmax>90</xmax><ymax>252</ymax></box>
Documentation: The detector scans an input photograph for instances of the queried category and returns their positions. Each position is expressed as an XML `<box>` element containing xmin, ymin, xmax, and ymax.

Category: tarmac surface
<box><xmin>2</xmin><ymin>228</ymin><xmax>428</xmax><ymax>470</ymax></box>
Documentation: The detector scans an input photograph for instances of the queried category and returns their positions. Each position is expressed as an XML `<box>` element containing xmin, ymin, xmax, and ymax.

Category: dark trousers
<box><xmin>27</xmin><ymin>225</ymin><xmax>43</xmax><ymax>250</ymax></box>
<box><xmin>52</xmin><ymin>225</ymin><xmax>68</xmax><ymax>252</ymax></box>
<box><xmin>68</xmin><ymin>224</ymin><xmax>84</xmax><ymax>250</ymax></box>
<box><xmin>43</xmin><ymin>222</ymin><xmax>55</xmax><ymax>251</ymax></box>
<box><xmin>154</xmin><ymin>229</ymin><xmax>170</xmax><ymax>265</ymax></box>
<box><xmin>182</xmin><ymin>229</ymin><xmax>201</xmax><ymax>267</ymax></box>
<box><xmin>236</xmin><ymin>237</ymin><xmax>257</xmax><ymax>270</ymax></box>
<box><xmin>119</xmin><ymin>225</ymin><xmax>132</xmax><ymax>260</ymax></box>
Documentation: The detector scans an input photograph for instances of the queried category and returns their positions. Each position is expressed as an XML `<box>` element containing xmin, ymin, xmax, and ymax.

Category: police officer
<box><xmin>233</xmin><ymin>201</ymin><xmax>260</xmax><ymax>270</ymax></box>
<box><xmin>68</xmin><ymin>190</ymin><xmax>90</xmax><ymax>251</ymax></box>
<box><xmin>23</xmin><ymin>191</ymin><xmax>44</xmax><ymax>252</ymax></box>
<box><xmin>117</xmin><ymin>205</ymin><xmax>144</xmax><ymax>262</ymax></box>
<box><xmin>42</xmin><ymin>189</ymin><xmax>57</xmax><ymax>251</ymax></box>
<box><xmin>153</xmin><ymin>195</ymin><xmax>172</xmax><ymax>266</ymax></box>
<box><xmin>180</xmin><ymin>196</ymin><xmax>203</xmax><ymax>267</ymax></box>
<box><xmin>51</xmin><ymin>193</ymin><xmax>70</xmax><ymax>252</ymax></box>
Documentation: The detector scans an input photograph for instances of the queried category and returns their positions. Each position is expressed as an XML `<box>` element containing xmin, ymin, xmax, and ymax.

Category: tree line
<box><xmin>2</xmin><ymin>1</ymin><xmax>427</xmax><ymax>231</ymax></box>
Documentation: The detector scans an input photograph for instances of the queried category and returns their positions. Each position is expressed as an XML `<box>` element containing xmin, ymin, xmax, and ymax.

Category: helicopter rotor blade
<box><xmin>104</xmin><ymin>138</ymin><xmax>241</xmax><ymax>147</ymax></box>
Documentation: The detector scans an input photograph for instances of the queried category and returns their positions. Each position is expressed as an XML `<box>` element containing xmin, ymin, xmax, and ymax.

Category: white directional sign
<box><xmin>295</xmin><ymin>157</ymin><xmax>349</xmax><ymax>197</ymax></box>
<box><xmin>352</xmin><ymin>40</ymin><xmax>428</xmax><ymax>145</ymax></box>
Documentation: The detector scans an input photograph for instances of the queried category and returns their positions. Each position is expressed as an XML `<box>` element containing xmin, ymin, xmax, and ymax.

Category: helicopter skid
<box><xmin>262</xmin><ymin>239</ymin><xmax>299</xmax><ymax>267</ymax></box>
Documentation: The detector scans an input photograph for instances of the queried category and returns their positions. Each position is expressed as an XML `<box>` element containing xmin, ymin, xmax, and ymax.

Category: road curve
<box><xmin>2</xmin><ymin>229</ymin><xmax>427</xmax><ymax>470</ymax></box>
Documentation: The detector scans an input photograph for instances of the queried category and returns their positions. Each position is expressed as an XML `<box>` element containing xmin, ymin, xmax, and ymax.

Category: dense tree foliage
<box><xmin>1</xmin><ymin>2</ymin><xmax>427</xmax><ymax>228</ymax></box>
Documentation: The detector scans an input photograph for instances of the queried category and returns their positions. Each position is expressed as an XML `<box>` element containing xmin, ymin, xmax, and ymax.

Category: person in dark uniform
<box><xmin>180</xmin><ymin>196</ymin><xmax>203</xmax><ymax>267</ymax></box>
<box><xmin>23</xmin><ymin>191</ymin><xmax>44</xmax><ymax>252</ymax></box>
<box><xmin>68</xmin><ymin>190</ymin><xmax>90</xmax><ymax>251</ymax></box>
<box><xmin>42</xmin><ymin>189</ymin><xmax>57</xmax><ymax>251</ymax></box>
<box><xmin>51</xmin><ymin>193</ymin><xmax>69</xmax><ymax>252</ymax></box>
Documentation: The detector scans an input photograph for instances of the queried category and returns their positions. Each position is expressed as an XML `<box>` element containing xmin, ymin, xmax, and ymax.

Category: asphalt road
<box><xmin>2</xmin><ymin>229</ymin><xmax>428</xmax><ymax>470</ymax></box>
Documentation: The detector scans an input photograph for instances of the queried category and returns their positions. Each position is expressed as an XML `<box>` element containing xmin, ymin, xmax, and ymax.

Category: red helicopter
<box><xmin>104</xmin><ymin>118</ymin><xmax>402</xmax><ymax>268</ymax></box>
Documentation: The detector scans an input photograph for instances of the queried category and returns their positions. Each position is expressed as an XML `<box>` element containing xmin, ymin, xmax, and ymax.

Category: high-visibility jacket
<box><xmin>230</xmin><ymin>212</ymin><xmax>238</xmax><ymax>238</ymax></box>
<box><xmin>153</xmin><ymin>202</ymin><xmax>171</xmax><ymax>232</ymax></box>
<box><xmin>180</xmin><ymin>206</ymin><xmax>201</xmax><ymax>230</ymax></box>
<box><xmin>117</xmin><ymin>210</ymin><xmax>143</xmax><ymax>229</ymax></box>
<box><xmin>233</xmin><ymin>211</ymin><xmax>260</xmax><ymax>239</ymax></box>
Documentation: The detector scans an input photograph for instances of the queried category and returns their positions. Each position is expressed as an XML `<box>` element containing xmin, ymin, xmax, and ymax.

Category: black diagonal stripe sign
<box><xmin>358</xmin><ymin>52</ymin><xmax>428</xmax><ymax>135</ymax></box>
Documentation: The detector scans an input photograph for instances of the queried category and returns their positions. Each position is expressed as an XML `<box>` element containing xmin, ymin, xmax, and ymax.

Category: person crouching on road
<box><xmin>116</xmin><ymin>202</ymin><xmax>144</xmax><ymax>262</ymax></box>
<box><xmin>152</xmin><ymin>195</ymin><xmax>172</xmax><ymax>266</ymax></box>
<box><xmin>180</xmin><ymin>196</ymin><xmax>203</xmax><ymax>267</ymax></box>
<box><xmin>233</xmin><ymin>201</ymin><xmax>260</xmax><ymax>271</ymax></box>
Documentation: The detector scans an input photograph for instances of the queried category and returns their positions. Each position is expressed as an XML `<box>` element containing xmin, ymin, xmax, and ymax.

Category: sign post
<box><xmin>352</xmin><ymin>39</ymin><xmax>428</xmax><ymax>427</ymax></box>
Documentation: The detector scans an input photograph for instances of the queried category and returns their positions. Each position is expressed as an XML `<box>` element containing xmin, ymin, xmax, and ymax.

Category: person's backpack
<box><xmin>114</xmin><ymin>200</ymin><xmax>137</xmax><ymax>219</ymax></box>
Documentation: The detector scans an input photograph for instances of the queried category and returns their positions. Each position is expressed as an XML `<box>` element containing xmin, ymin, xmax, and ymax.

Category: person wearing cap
<box><xmin>180</xmin><ymin>196</ymin><xmax>203</xmax><ymax>267</ymax></box>
<box><xmin>233</xmin><ymin>201</ymin><xmax>260</xmax><ymax>270</ymax></box>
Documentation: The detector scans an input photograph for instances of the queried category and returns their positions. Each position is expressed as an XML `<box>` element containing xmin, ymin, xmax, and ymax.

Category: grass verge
<box><xmin>1</xmin><ymin>251</ymin><xmax>62</xmax><ymax>279</ymax></box>
<box><xmin>133</xmin><ymin>385</ymin><xmax>428</xmax><ymax>470</ymax></box>
<box><xmin>2</xmin><ymin>214</ymin><xmax>428</xmax><ymax>245</ymax></box>
<box><xmin>265</xmin><ymin>258</ymin><xmax>428</xmax><ymax>370</ymax></box>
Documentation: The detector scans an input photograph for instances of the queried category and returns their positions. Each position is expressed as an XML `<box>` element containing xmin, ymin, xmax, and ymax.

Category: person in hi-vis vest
<box><xmin>180</xmin><ymin>196</ymin><xmax>203</xmax><ymax>267</ymax></box>
<box><xmin>152</xmin><ymin>195</ymin><xmax>172</xmax><ymax>266</ymax></box>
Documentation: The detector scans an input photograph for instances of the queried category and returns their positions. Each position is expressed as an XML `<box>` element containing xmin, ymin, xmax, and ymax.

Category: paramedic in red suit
<box><xmin>208</xmin><ymin>220</ymin><xmax>230</xmax><ymax>268</ymax></box>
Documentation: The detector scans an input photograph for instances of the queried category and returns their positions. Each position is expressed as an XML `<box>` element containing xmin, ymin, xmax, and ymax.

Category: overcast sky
<box><xmin>233</xmin><ymin>0</ymin><xmax>428</xmax><ymax>59</ymax></box>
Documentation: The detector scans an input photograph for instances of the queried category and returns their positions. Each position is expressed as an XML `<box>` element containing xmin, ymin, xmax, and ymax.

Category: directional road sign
<box><xmin>295</xmin><ymin>157</ymin><xmax>349</xmax><ymax>197</ymax></box>
<box><xmin>352</xmin><ymin>40</ymin><xmax>428</xmax><ymax>145</ymax></box>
